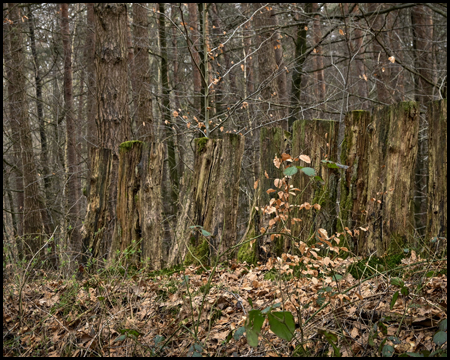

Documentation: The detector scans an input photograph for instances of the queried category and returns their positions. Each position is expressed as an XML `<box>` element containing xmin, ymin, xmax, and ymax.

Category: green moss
<box><xmin>184</xmin><ymin>238</ymin><xmax>210</xmax><ymax>266</ymax></box>
<box><xmin>237</xmin><ymin>228</ymin><xmax>258</xmax><ymax>265</ymax></box>
<box><xmin>119</xmin><ymin>140</ymin><xmax>143</xmax><ymax>152</ymax></box>
<box><xmin>195</xmin><ymin>137</ymin><xmax>209</xmax><ymax>153</ymax></box>
<box><xmin>134</xmin><ymin>194</ymin><xmax>139</xmax><ymax>203</ymax></box>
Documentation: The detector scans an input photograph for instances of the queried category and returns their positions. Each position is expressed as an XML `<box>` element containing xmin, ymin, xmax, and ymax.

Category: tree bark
<box><xmin>132</xmin><ymin>3</ymin><xmax>154</xmax><ymax>142</ymax></box>
<box><xmin>291</xmin><ymin>119</ymin><xmax>339</xmax><ymax>243</ymax></box>
<box><xmin>426</xmin><ymin>100</ymin><xmax>447</xmax><ymax>243</ymax></box>
<box><xmin>252</xmin><ymin>4</ymin><xmax>284</xmax><ymax>128</ymax></box>
<box><xmin>139</xmin><ymin>142</ymin><xmax>165</xmax><ymax>269</ymax></box>
<box><xmin>411</xmin><ymin>5</ymin><xmax>435</xmax><ymax>102</ymax></box>
<box><xmin>82</xmin><ymin>3</ymin><xmax>131</xmax><ymax>260</ymax></box>
<box><xmin>8</xmin><ymin>3</ymin><xmax>43</xmax><ymax>258</ymax></box>
<box><xmin>188</xmin><ymin>3</ymin><xmax>202</xmax><ymax>116</ymax></box>
<box><xmin>168</xmin><ymin>134</ymin><xmax>245</xmax><ymax>267</ymax></box>
<box><xmin>338</xmin><ymin>111</ymin><xmax>371</xmax><ymax>254</ymax></box>
<box><xmin>61</xmin><ymin>3</ymin><xmax>83</xmax><ymax>258</ymax></box>
<box><xmin>364</xmin><ymin>102</ymin><xmax>419</xmax><ymax>255</ymax></box>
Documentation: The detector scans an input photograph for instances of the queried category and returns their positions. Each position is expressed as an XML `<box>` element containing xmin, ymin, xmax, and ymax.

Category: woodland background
<box><xmin>3</xmin><ymin>3</ymin><xmax>447</xmax><ymax>270</ymax></box>
<box><xmin>2</xmin><ymin>3</ymin><xmax>447</xmax><ymax>357</ymax></box>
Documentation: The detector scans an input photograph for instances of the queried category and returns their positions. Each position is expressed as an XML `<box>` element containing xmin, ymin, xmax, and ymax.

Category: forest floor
<box><xmin>3</xmin><ymin>250</ymin><xmax>447</xmax><ymax>357</ymax></box>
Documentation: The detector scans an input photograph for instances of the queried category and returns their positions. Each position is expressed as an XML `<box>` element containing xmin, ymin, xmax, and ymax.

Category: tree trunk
<box><xmin>239</xmin><ymin>127</ymin><xmax>285</xmax><ymax>263</ymax></box>
<box><xmin>252</xmin><ymin>4</ymin><xmax>284</xmax><ymax>127</ymax></box>
<box><xmin>411</xmin><ymin>5</ymin><xmax>435</xmax><ymax>102</ymax></box>
<box><xmin>83</xmin><ymin>149</ymin><xmax>113</xmax><ymax>259</ymax></box>
<box><xmin>139</xmin><ymin>142</ymin><xmax>165</xmax><ymax>269</ymax></box>
<box><xmin>132</xmin><ymin>3</ymin><xmax>154</xmax><ymax>142</ymax></box>
<box><xmin>312</xmin><ymin>3</ymin><xmax>326</xmax><ymax>108</ymax></box>
<box><xmin>168</xmin><ymin>134</ymin><xmax>245</xmax><ymax>267</ymax></box>
<box><xmin>61</xmin><ymin>3</ymin><xmax>82</xmax><ymax>258</ymax></box>
<box><xmin>8</xmin><ymin>3</ymin><xmax>43</xmax><ymax>258</ymax></box>
<box><xmin>188</xmin><ymin>3</ymin><xmax>202</xmax><ymax>116</ymax></box>
<box><xmin>289</xmin><ymin>12</ymin><xmax>308</xmax><ymax>129</ymax></box>
<box><xmin>83</xmin><ymin>3</ymin><xmax>131</xmax><ymax>261</ymax></box>
<box><xmin>85</xmin><ymin>3</ymin><xmax>97</xmax><ymax>152</ymax></box>
<box><xmin>3</xmin><ymin>3</ymin><xmax>24</xmax><ymax>238</ymax></box>
<box><xmin>426</xmin><ymin>100</ymin><xmax>447</xmax><ymax>244</ymax></box>
<box><xmin>364</xmin><ymin>102</ymin><xmax>419</xmax><ymax>255</ymax></box>
<box><xmin>291</xmin><ymin>119</ymin><xmax>339</xmax><ymax>243</ymax></box>
<box><xmin>111</xmin><ymin>141</ymin><xmax>143</xmax><ymax>266</ymax></box>
<box><xmin>338</xmin><ymin>111</ymin><xmax>371</xmax><ymax>254</ymax></box>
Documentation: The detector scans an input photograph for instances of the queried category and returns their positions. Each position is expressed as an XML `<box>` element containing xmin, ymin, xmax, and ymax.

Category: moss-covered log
<box><xmin>364</xmin><ymin>102</ymin><xmax>419</xmax><ymax>255</ymax></box>
<box><xmin>426</xmin><ymin>99</ymin><xmax>447</xmax><ymax>243</ymax></box>
<box><xmin>110</xmin><ymin>141</ymin><xmax>144</xmax><ymax>265</ymax></box>
<box><xmin>82</xmin><ymin>148</ymin><xmax>114</xmax><ymax>260</ymax></box>
<box><xmin>338</xmin><ymin>111</ymin><xmax>371</xmax><ymax>253</ymax></box>
<box><xmin>290</xmin><ymin>119</ymin><xmax>339</xmax><ymax>243</ymax></box>
<box><xmin>168</xmin><ymin>134</ymin><xmax>245</xmax><ymax>267</ymax></box>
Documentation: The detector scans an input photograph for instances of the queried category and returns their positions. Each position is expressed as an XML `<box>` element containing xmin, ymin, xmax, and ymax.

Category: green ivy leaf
<box><xmin>267</xmin><ymin>311</ymin><xmax>295</xmax><ymax>342</ymax></box>
<box><xmin>284</xmin><ymin>166</ymin><xmax>298</xmax><ymax>176</ymax></box>
<box><xmin>401</xmin><ymin>286</ymin><xmax>409</xmax><ymax>296</ymax></box>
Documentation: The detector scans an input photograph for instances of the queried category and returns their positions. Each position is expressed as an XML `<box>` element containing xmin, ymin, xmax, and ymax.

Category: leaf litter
<box><xmin>3</xmin><ymin>251</ymin><xmax>447</xmax><ymax>357</ymax></box>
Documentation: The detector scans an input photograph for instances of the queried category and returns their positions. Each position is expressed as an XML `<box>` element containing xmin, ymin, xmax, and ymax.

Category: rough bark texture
<box><xmin>61</xmin><ymin>3</ymin><xmax>82</xmax><ymax>257</ymax></box>
<box><xmin>8</xmin><ymin>3</ymin><xmax>43</xmax><ymax>257</ymax></box>
<box><xmin>252</xmin><ymin>4</ymin><xmax>284</xmax><ymax>127</ymax></box>
<box><xmin>339</xmin><ymin>111</ymin><xmax>371</xmax><ymax>253</ymax></box>
<box><xmin>139</xmin><ymin>142</ymin><xmax>165</xmax><ymax>270</ymax></box>
<box><xmin>110</xmin><ymin>141</ymin><xmax>143</xmax><ymax>266</ymax></box>
<box><xmin>94</xmin><ymin>3</ymin><xmax>131</xmax><ymax>154</ymax></box>
<box><xmin>132</xmin><ymin>3</ymin><xmax>153</xmax><ymax>141</ymax></box>
<box><xmin>82</xmin><ymin>148</ymin><xmax>113</xmax><ymax>259</ymax></box>
<box><xmin>411</xmin><ymin>5</ymin><xmax>435</xmax><ymax>102</ymax></box>
<box><xmin>291</xmin><ymin>119</ymin><xmax>339</xmax><ymax>243</ymax></box>
<box><xmin>85</xmin><ymin>3</ymin><xmax>97</xmax><ymax>151</ymax></box>
<box><xmin>239</xmin><ymin>127</ymin><xmax>285</xmax><ymax>263</ymax></box>
<box><xmin>3</xmin><ymin>4</ymin><xmax>24</xmax><ymax>238</ymax></box>
<box><xmin>188</xmin><ymin>3</ymin><xmax>202</xmax><ymax>115</ymax></box>
<box><xmin>364</xmin><ymin>102</ymin><xmax>419</xmax><ymax>255</ymax></box>
<box><xmin>168</xmin><ymin>134</ymin><xmax>245</xmax><ymax>267</ymax></box>
<box><xmin>426</xmin><ymin>100</ymin><xmax>447</xmax><ymax>242</ymax></box>
<box><xmin>82</xmin><ymin>3</ymin><xmax>131</xmax><ymax>261</ymax></box>
<box><xmin>289</xmin><ymin>12</ymin><xmax>308</xmax><ymax>129</ymax></box>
